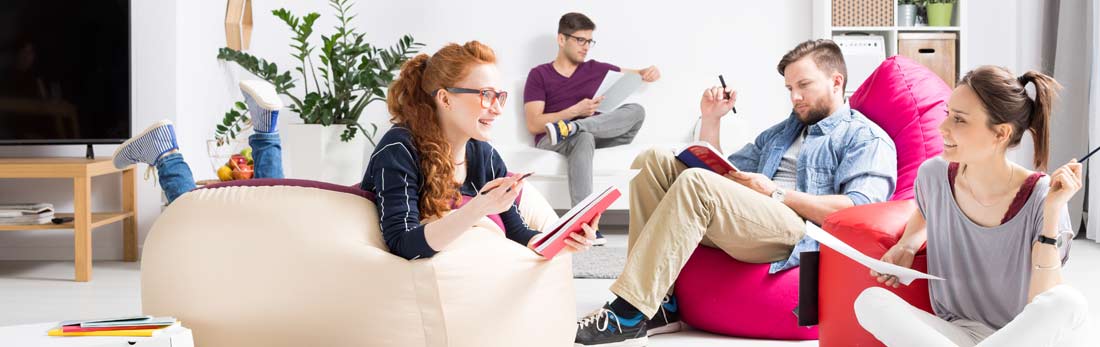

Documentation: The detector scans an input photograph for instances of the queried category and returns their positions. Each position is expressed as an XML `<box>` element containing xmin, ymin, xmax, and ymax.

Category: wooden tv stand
<box><xmin>0</xmin><ymin>158</ymin><xmax>137</xmax><ymax>282</ymax></box>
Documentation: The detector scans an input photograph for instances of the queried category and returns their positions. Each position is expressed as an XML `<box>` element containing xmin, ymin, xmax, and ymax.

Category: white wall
<box><xmin>966</xmin><ymin>0</ymin><xmax>1088</xmax><ymax>231</ymax></box>
<box><xmin>0</xmin><ymin>0</ymin><xmax>1067</xmax><ymax>259</ymax></box>
<box><xmin>0</xmin><ymin>1</ymin><xmax>176</xmax><ymax>260</ymax></box>
<box><xmin>171</xmin><ymin>0</ymin><xmax>814</xmax><ymax>168</ymax></box>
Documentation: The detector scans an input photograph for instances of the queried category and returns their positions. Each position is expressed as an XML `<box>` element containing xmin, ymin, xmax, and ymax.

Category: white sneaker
<box><xmin>239</xmin><ymin>80</ymin><xmax>283</xmax><ymax>133</ymax></box>
<box><xmin>112</xmin><ymin>120</ymin><xmax>178</xmax><ymax>169</ymax></box>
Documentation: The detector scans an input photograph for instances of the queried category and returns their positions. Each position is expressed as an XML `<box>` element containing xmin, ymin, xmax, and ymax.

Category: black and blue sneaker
<box><xmin>646</xmin><ymin>294</ymin><xmax>683</xmax><ymax>336</ymax></box>
<box><xmin>575</xmin><ymin>305</ymin><xmax>648</xmax><ymax>347</ymax></box>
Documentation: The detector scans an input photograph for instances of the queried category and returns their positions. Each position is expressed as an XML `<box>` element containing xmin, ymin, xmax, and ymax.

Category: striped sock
<box><xmin>245</xmin><ymin>95</ymin><xmax>279</xmax><ymax>133</ymax></box>
<box><xmin>239</xmin><ymin>80</ymin><xmax>283</xmax><ymax>133</ymax></box>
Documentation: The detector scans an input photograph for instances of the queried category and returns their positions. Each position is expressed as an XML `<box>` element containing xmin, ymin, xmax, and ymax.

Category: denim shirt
<box><xmin>727</xmin><ymin>105</ymin><xmax>897</xmax><ymax>273</ymax></box>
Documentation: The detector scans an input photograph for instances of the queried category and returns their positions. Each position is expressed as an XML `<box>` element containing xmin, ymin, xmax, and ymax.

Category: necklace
<box><xmin>960</xmin><ymin>165</ymin><xmax>1014</xmax><ymax>208</ymax></box>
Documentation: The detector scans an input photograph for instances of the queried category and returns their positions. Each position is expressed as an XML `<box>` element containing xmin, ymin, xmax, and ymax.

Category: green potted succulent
<box><xmin>214</xmin><ymin>0</ymin><xmax>424</xmax><ymax>184</ymax></box>
<box><xmin>923</xmin><ymin>0</ymin><xmax>956</xmax><ymax>27</ymax></box>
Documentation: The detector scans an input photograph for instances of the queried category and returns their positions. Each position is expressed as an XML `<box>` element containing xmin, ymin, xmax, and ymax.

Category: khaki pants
<box><xmin>610</xmin><ymin>148</ymin><xmax>805</xmax><ymax>318</ymax></box>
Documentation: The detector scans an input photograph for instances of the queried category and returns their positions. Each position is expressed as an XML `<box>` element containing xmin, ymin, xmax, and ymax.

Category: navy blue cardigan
<box><xmin>361</xmin><ymin>127</ymin><xmax>540</xmax><ymax>260</ymax></box>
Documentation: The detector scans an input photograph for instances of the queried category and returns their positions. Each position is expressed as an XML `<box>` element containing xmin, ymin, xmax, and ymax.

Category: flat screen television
<box><xmin>0</xmin><ymin>0</ymin><xmax>130</xmax><ymax>145</ymax></box>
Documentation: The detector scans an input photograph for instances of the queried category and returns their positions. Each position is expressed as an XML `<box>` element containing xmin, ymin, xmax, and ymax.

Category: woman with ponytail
<box><xmin>363</xmin><ymin>41</ymin><xmax>598</xmax><ymax>260</ymax></box>
<box><xmin>853</xmin><ymin>66</ymin><xmax>1091</xmax><ymax>346</ymax></box>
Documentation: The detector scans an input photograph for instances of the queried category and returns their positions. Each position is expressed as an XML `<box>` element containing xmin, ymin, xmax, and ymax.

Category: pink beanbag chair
<box><xmin>850</xmin><ymin>55</ymin><xmax>950</xmax><ymax>200</ymax></box>
<box><xmin>674</xmin><ymin>56</ymin><xmax>950</xmax><ymax>341</ymax></box>
<box><xmin>675</xmin><ymin>246</ymin><xmax>818</xmax><ymax>340</ymax></box>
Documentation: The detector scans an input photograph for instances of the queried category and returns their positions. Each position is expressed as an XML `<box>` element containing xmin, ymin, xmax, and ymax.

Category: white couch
<box><xmin>492</xmin><ymin>99</ymin><xmax>695</xmax><ymax>210</ymax></box>
<box><xmin>141</xmin><ymin>181</ymin><xmax>574</xmax><ymax>347</ymax></box>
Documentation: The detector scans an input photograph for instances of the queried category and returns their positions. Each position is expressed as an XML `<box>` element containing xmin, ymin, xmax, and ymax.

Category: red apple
<box><xmin>231</xmin><ymin>166</ymin><xmax>254</xmax><ymax>180</ymax></box>
<box><xmin>229</xmin><ymin>154</ymin><xmax>249</xmax><ymax>168</ymax></box>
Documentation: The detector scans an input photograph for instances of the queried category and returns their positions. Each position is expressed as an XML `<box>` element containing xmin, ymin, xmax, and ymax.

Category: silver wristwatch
<box><xmin>771</xmin><ymin>187</ymin><xmax>786</xmax><ymax>203</ymax></box>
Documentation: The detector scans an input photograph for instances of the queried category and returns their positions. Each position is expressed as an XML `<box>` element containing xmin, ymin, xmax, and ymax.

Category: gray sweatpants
<box><xmin>535</xmin><ymin>103</ymin><xmax>646</xmax><ymax>205</ymax></box>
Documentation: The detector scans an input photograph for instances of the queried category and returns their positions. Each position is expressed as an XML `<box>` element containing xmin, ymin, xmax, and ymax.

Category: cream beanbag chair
<box><xmin>141</xmin><ymin>179</ymin><xmax>574</xmax><ymax>347</ymax></box>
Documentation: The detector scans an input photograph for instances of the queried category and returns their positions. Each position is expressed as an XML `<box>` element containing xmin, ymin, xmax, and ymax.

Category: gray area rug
<box><xmin>572</xmin><ymin>245</ymin><xmax>627</xmax><ymax>279</ymax></box>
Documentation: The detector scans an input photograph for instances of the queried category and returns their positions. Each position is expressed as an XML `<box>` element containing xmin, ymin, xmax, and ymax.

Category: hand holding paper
<box><xmin>594</xmin><ymin>71</ymin><xmax>643</xmax><ymax>114</ymax></box>
<box><xmin>805</xmin><ymin>221</ymin><xmax>942</xmax><ymax>285</ymax></box>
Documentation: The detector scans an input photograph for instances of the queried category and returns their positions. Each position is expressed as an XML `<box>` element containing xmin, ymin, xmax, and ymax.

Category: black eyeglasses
<box><xmin>434</xmin><ymin>87</ymin><xmax>508</xmax><ymax>108</ymax></box>
<box><xmin>562</xmin><ymin>33</ymin><xmax>596</xmax><ymax>47</ymax></box>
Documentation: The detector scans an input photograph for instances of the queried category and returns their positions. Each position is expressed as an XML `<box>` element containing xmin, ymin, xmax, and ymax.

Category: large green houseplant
<box><xmin>215</xmin><ymin>0</ymin><xmax>424</xmax><ymax>146</ymax></box>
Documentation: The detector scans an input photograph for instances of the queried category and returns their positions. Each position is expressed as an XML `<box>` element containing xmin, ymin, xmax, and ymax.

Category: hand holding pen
<box><xmin>469</xmin><ymin>173</ymin><xmax>533</xmax><ymax>216</ymax></box>
<box><xmin>719</xmin><ymin>75</ymin><xmax>738</xmax><ymax>114</ymax></box>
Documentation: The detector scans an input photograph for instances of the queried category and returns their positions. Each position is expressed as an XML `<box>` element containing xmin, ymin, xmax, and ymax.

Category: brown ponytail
<box><xmin>386</xmin><ymin>41</ymin><xmax>497</xmax><ymax>219</ymax></box>
<box><xmin>958</xmin><ymin>66</ymin><xmax>1062</xmax><ymax>171</ymax></box>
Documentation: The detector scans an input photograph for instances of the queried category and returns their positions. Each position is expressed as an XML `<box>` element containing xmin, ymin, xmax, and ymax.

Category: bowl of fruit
<box><xmin>207</xmin><ymin>139</ymin><xmax>253</xmax><ymax>182</ymax></box>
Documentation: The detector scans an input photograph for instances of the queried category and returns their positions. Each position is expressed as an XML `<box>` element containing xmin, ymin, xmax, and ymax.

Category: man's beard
<box><xmin>797</xmin><ymin>99</ymin><xmax>832</xmax><ymax>125</ymax></box>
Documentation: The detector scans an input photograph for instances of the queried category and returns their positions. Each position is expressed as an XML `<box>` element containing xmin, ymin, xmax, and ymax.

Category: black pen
<box><xmin>1080</xmin><ymin>145</ymin><xmax>1100</xmax><ymax>163</ymax></box>
<box><xmin>480</xmin><ymin>172</ymin><xmax>533</xmax><ymax>195</ymax></box>
<box><xmin>718</xmin><ymin>75</ymin><xmax>737</xmax><ymax>114</ymax></box>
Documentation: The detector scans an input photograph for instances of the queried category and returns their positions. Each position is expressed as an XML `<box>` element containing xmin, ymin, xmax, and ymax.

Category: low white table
<box><xmin>0</xmin><ymin>322</ymin><xmax>194</xmax><ymax>347</ymax></box>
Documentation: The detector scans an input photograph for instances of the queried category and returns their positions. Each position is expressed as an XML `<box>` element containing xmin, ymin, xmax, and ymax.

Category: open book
<box><xmin>804</xmin><ymin>221</ymin><xmax>942</xmax><ymax>285</ymax></box>
<box><xmin>532</xmin><ymin>186</ymin><xmax>621</xmax><ymax>259</ymax></box>
<box><xmin>594</xmin><ymin>71</ymin><xmax>643</xmax><ymax>114</ymax></box>
<box><xmin>675</xmin><ymin>141</ymin><xmax>740</xmax><ymax>176</ymax></box>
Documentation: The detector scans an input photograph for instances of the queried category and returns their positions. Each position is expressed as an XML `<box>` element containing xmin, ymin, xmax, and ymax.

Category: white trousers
<box><xmin>853</xmin><ymin>285</ymin><xmax>1093</xmax><ymax>347</ymax></box>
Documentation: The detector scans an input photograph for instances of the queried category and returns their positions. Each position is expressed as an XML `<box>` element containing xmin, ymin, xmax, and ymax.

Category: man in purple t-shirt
<box><xmin>523</xmin><ymin>12</ymin><xmax>660</xmax><ymax>230</ymax></box>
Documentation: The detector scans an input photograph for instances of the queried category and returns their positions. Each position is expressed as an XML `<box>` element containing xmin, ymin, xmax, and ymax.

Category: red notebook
<box><xmin>532</xmin><ymin>186</ymin><xmax>621</xmax><ymax>259</ymax></box>
<box><xmin>675</xmin><ymin>141</ymin><xmax>739</xmax><ymax>176</ymax></box>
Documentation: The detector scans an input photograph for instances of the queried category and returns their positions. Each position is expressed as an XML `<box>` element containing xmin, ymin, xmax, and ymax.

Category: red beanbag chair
<box><xmin>818</xmin><ymin>200</ymin><xmax>933</xmax><ymax>347</ymax></box>
<box><xmin>676</xmin><ymin>246</ymin><xmax>818</xmax><ymax>340</ymax></box>
<box><xmin>850</xmin><ymin>55</ymin><xmax>951</xmax><ymax>200</ymax></box>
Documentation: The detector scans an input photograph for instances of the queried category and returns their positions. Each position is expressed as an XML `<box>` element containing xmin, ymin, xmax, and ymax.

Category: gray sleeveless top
<box><xmin>914</xmin><ymin>157</ymin><xmax>1073</xmax><ymax>329</ymax></box>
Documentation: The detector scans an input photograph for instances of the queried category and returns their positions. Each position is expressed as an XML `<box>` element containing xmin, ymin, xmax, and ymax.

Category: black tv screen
<box><xmin>0</xmin><ymin>0</ymin><xmax>130</xmax><ymax>145</ymax></box>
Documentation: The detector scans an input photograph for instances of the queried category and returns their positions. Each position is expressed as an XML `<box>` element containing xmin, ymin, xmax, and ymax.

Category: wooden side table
<box><xmin>0</xmin><ymin>158</ymin><xmax>137</xmax><ymax>282</ymax></box>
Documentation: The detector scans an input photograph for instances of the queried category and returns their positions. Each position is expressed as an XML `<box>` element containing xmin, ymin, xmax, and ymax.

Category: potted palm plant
<box><xmin>924</xmin><ymin>0</ymin><xmax>956</xmax><ymax>27</ymax></box>
<box><xmin>216</xmin><ymin>0</ymin><xmax>423</xmax><ymax>184</ymax></box>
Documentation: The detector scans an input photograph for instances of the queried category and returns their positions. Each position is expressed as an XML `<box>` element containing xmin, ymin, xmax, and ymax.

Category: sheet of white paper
<box><xmin>805</xmin><ymin>221</ymin><xmax>943</xmax><ymax>285</ymax></box>
<box><xmin>594</xmin><ymin>71</ymin><xmax>643</xmax><ymax>113</ymax></box>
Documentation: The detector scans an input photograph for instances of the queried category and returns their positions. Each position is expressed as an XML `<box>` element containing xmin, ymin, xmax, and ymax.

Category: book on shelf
<box><xmin>0</xmin><ymin>215</ymin><xmax>54</xmax><ymax>225</ymax></box>
<box><xmin>0</xmin><ymin>203</ymin><xmax>54</xmax><ymax>216</ymax></box>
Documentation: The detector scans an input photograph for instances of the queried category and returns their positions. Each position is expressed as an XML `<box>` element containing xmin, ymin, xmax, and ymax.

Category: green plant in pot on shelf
<box><xmin>898</xmin><ymin>0</ymin><xmax>919</xmax><ymax>27</ymax></box>
<box><xmin>921</xmin><ymin>0</ymin><xmax>956</xmax><ymax>27</ymax></box>
<box><xmin>215</xmin><ymin>0</ymin><xmax>424</xmax><ymax>146</ymax></box>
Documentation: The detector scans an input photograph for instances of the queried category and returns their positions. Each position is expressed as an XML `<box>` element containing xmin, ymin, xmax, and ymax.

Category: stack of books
<box><xmin>48</xmin><ymin>316</ymin><xmax>181</xmax><ymax>337</ymax></box>
<box><xmin>0</xmin><ymin>203</ymin><xmax>54</xmax><ymax>225</ymax></box>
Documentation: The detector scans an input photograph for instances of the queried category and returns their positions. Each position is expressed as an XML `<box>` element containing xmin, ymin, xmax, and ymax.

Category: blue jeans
<box><xmin>156</xmin><ymin>132</ymin><xmax>284</xmax><ymax>204</ymax></box>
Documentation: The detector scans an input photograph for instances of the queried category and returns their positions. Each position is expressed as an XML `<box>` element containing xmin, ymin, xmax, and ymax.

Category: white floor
<box><xmin>2</xmin><ymin>237</ymin><xmax>1100</xmax><ymax>346</ymax></box>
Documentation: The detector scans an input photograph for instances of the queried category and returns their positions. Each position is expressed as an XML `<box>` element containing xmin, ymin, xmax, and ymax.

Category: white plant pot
<box><xmin>282</xmin><ymin>124</ymin><xmax>373</xmax><ymax>185</ymax></box>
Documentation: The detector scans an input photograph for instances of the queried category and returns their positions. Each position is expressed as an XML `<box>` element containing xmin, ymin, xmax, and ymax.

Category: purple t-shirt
<box><xmin>523</xmin><ymin>60</ymin><xmax>620</xmax><ymax>143</ymax></box>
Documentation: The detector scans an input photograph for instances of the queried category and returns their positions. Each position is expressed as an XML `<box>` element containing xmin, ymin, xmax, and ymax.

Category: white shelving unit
<box><xmin>812</xmin><ymin>0</ymin><xmax>968</xmax><ymax>89</ymax></box>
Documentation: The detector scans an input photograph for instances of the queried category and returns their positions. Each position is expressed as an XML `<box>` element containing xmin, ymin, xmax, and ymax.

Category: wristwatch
<box><xmin>771</xmin><ymin>187</ymin><xmax>786</xmax><ymax>203</ymax></box>
<box><xmin>1037</xmin><ymin>234</ymin><xmax>1062</xmax><ymax>247</ymax></box>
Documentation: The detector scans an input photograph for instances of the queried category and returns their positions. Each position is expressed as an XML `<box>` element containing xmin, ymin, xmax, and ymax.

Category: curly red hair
<box><xmin>386</xmin><ymin>41</ymin><xmax>497</xmax><ymax>219</ymax></box>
